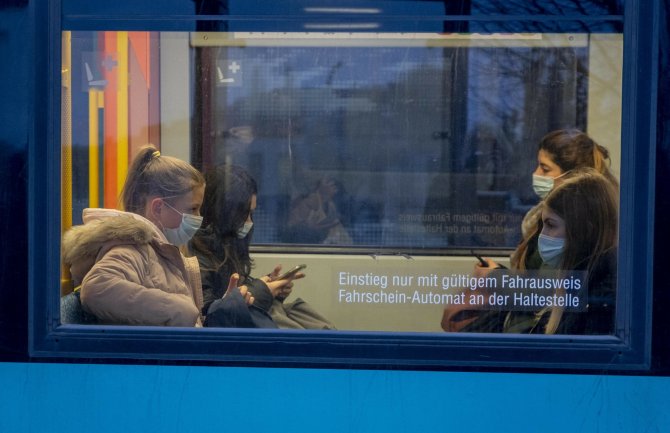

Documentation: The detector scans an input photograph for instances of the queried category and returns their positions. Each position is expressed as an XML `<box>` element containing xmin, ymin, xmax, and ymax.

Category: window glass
<box><xmin>61</xmin><ymin>28</ymin><xmax>622</xmax><ymax>335</ymax></box>
<box><xmin>194</xmin><ymin>32</ymin><xmax>622</xmax><ymax>249</ymax></box>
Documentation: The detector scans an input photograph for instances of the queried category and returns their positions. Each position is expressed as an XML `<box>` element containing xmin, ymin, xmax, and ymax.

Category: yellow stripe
<box><xmin>61</xmin><ymin>31</ymin><xmax>72</xmax><ymax>231</ymax></box>
<box><xmin>116</xmin><ymin>31</ymin><xmax>129</xmax><ymax>199</ymax></box>
<box><xmin>88</xmin><ymin>88</ymin><xmax>99</xmax><ymax>207</ymax></box>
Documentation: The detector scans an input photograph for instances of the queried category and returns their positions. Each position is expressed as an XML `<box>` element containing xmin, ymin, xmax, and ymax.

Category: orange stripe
<box><xmin>148</xmin><ymin>32</ymin><xmax>161</xmax><ymax>148</ymax></box>
<box><xmin>103</xmin><ymin>32</ymin><xmax>118</xmax><ymax>208</ymax></box>
<box><xmin>128</xmin><ymin>32</ymin><xmax>150</xmax><ymax>158</ymax></box>
<box><xmin>129</xmin><ymin>32</ymin><xmax>150</xmax><ymax>89</ymax></box>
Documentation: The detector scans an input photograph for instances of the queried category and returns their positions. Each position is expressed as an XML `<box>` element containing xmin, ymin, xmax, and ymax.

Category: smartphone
<box><xmin>276</xmin><ymin>264</ymin><xmax>307</xmax><ymax>280</ymax></box>
<box><xmin>471</xmin><ymin>250</ymin><xmax>488</xmax><ymax>267</ymax></box>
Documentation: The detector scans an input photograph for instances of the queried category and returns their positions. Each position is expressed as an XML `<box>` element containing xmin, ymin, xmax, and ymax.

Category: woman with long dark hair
<box><xmin>444</xmin><ymin>169</ymin><xmax>618</xmax><ymax>334</ymax></box>
<box><xmin>507</xmin><ymin>168</ymin><xmax>618</xmax><ymax>334</ymax></box>
<box><xmin>189</xmin><ymin>165</ymin><xmax>334</xmax><ymax>329</ymax></box>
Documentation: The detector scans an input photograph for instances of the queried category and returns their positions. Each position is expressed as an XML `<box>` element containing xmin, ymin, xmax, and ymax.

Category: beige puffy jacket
<box><xmin>62</xmin><ymin>208</ymin><xmax>204</xmax><ymax>327</ymax></box>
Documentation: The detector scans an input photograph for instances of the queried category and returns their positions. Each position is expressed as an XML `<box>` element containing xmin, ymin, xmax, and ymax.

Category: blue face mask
<box><xmin>236</xmin><ymin>221</ymin><xmax>253</xmax><ymax>239</ymax></box>
<box><xmin>538</xmin><ymin>233</ymin><xmax>565</xmax><ymax>268</ymax></box>
<box><xmin>161</xmin><ymin>201</ymin><xmax>203</xmax><ymax>246</ymax></box>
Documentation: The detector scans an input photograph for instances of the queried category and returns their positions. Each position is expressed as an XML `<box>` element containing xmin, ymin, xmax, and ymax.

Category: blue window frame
<box><xmin>28</xmin><ymin>0</ymin><xmax>657</xmax><ymax>371</ymax></box>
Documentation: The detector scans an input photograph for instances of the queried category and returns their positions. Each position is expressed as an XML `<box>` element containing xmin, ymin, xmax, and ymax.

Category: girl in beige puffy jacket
<box><xmin>62</xmin><ymin>146</ymin><xmax>207</xmax><ymax>326</ymax></box>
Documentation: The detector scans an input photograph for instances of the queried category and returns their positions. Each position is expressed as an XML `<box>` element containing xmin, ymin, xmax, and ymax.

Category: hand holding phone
<box><xmin>276</xmin><ymin>264</ymin><xmax>307</xmax><ymax>280</ymax></box>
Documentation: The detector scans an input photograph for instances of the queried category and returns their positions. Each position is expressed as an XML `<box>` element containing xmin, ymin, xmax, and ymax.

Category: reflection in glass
<box><xmin>61</xmin><ymin>30</ymin><xmax>622</xmax><ymax>333</ymax></box>
<box><xmin>194</xmin><ymin>32</ymin><xmax>620</xmax><ymax>249</ymax></box>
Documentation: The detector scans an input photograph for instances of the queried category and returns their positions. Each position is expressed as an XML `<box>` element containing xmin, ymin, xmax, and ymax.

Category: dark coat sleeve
<box><xmin>198</xmin><ymin>255</ymin><xmax>225</xmax><ymax>315</ymax></box>
<box><xmin>555</xmin><ymin>249</ymin><xmax>617</xmax><ymax>335</ymax></box>
<box><xmin>204</xmin><ymin>289</ymin><xmax>277</xmax><ymax>329</ymax></box>
<box><xmin>197</xmin><ymin>255</ymin><xmax>277</xmax><ymax>329</ymax></box>
<box><xmin>244</xmin><ymin>277</ymin><xmax>275</xmax><ymax>312</ymax></box>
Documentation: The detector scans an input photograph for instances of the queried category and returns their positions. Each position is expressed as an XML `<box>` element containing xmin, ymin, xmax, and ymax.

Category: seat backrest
<box><xmin>60</xmin><ymin>290</ymin><xmax>98</xmax><ymax>324</ymax></box>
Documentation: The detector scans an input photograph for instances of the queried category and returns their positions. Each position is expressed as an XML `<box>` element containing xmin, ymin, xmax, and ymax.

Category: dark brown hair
<box><xmin>512</xmin><ymin>168</ymin><xmax>618</xmax><ymax>272</ymax></box>
<box><xmin>189</xmin><ymin>165</ymin><xmax>258</xmax><ymax>279</ymax></box>
<box><xmin>539</xmin><ymin>129</ymin><xmax>618</xmax><ymax>187</ymax></box>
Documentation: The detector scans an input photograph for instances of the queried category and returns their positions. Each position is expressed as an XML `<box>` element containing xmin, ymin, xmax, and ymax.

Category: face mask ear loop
<box><xmin>162</xmin><ymin>199</ymin><xmax>183</xmax><ymax>217</ymax></box>
<box><xmin>160</xmin><ymin>199</ymin><xmax>190</xmax><ymax>234</ymax></box>
<box><xmin>556</xmin><ymin>170</ymin><xmax>571</xmax><ymax>180</ymax></box>
<box><xmin>156</xmin><ymin>203</ymin><xmax>168</xmax><ymax>233</ymax></box>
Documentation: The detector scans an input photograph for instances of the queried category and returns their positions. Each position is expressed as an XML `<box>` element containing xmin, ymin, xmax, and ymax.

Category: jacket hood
<box><xmin>62</xmin><ymin>208</ymin><xmax>165</xmax><ymax>267</ymax></box>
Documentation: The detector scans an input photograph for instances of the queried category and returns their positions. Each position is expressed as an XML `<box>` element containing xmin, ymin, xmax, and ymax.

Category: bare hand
<box><xmin>275</xmin><ymin>281</ymin><xmax>294</xmax><ymax>302</ymax></box>
<box><xmin>261</xmin><ymin>264</ymin><xmax>304</xmax><ymax>298</ymax></box>
<box><xmin>224</xmin><ymin>273</ymin><xmax>254</xmax><ymax>306</ymax></box>
<box><xmin>260</xmin><ymin>265</ymin><xmax>283</xmax><ymax>283</ymax></box>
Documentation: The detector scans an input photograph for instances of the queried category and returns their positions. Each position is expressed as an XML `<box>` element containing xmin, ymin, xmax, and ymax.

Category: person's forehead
<box><xmin>538</xmin><ymin>149</ymin><xmax>556</xmax><ymax>163</ymax></box>
<box><xmin>542</xmin><ymin>206</ymin><xmax>561</xmax><ymax>220</ymax></box>
<box><xmin>179</xmin><ymin>186</ymin><xmax>204</xmax><ymax>204</ymax></box>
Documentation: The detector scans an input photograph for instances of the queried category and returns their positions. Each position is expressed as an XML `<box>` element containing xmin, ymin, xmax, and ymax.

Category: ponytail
<box><xmin>120</xmin><ymin>145</ymin><xmax>205</xmax><ymax>215</ymax></box>
<box><xmin>592</xmin><ymin>143</ymin><xmax>619</xmax><ymax>188</ymax></box>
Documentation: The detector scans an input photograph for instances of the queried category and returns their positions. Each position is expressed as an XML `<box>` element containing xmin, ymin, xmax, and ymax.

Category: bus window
<box><xmin>34</xmin><ymin>0</ymin><xmax>654</xmax><ymax>370</ymax></box>
<box><xmin>60</xmin><ymin>29</ymin><xmax>622</xmax><ymax>335</ymax></box>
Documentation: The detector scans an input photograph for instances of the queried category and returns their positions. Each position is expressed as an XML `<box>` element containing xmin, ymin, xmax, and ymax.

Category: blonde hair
<box><xmin>120</xmin><ymin>146</ymin><xmax>205</xmax><ymax>215</ymax></box>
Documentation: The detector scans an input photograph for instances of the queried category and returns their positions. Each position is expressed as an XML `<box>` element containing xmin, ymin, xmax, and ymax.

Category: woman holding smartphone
<box><xmin>189</xmin><ymin>164</ymin><xmax>334</xmax><ymax>329</ymax></box>
<box><xmin>445</xmin><ymin>169</ymin><xmax>618</xmax><ymax>334</ymax></box>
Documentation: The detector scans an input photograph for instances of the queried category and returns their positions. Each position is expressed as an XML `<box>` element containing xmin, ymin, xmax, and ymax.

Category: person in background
<box><xmin>522</xmin><ymin>128</ymin><xmax>618</xmax><ymax>238</ymax></box>
<box><xmin>443</xmin><ymin>130</ymin><xmax>618</xmax><ymax>332</ymax></box>
<box><xmin>214</xmin><ymin>125</ymin><xmax>255</xmax><ymax>168</ymax></box>
<box><xmin>287</xmin><ymin>176</ymin><xmax>353</xmax><ymax>245</ymax></box>
<box><xmin>475</xmin><ymin>129</ymin><xmax>618</xmax><ymax>271</ymax></box>
<box><xmin>189</xmin><ymin>164</ymin><xmax>335</xmax><ymax>329</ymax></box>
<box><xmin>62</xmin><ymin>146</ymin><xmax>211</xmax><ymax>326</ymax></box>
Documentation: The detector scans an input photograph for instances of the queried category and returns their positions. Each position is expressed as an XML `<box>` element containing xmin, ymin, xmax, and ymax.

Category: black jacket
<box><xmin>190</xmin><ymin>231</ymin><xmax>277</xmax><ymax>329</ymax></box>
<box><xmin>462</xmin><ymin>249</ymin><xmax>617</xmax><ymax>335</ymax></box>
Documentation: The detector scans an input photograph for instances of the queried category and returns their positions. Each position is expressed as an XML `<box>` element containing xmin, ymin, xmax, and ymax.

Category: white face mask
<box><xmin>532</xmin><ymin>174</ymin><xmax>554</xmax><ymax>199</ymax></box>
<box><xmin>532</xmin><ymin>171</ymin><xmax>570</xmax><ymax>199</ymax></box>
<box><xmin>161</xmin><ymin>201</ymin><xmax>203</xmax><ymax>246</ymax></box>
<box><xmin>538</xmin><ymin>233</ymin><xmax>565</xmax><ymax>268</ymax></box>
<box><xmin>236</xmin><ymin>221</ymin><xmax>254</xmax><ymax>239</ymax></box>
